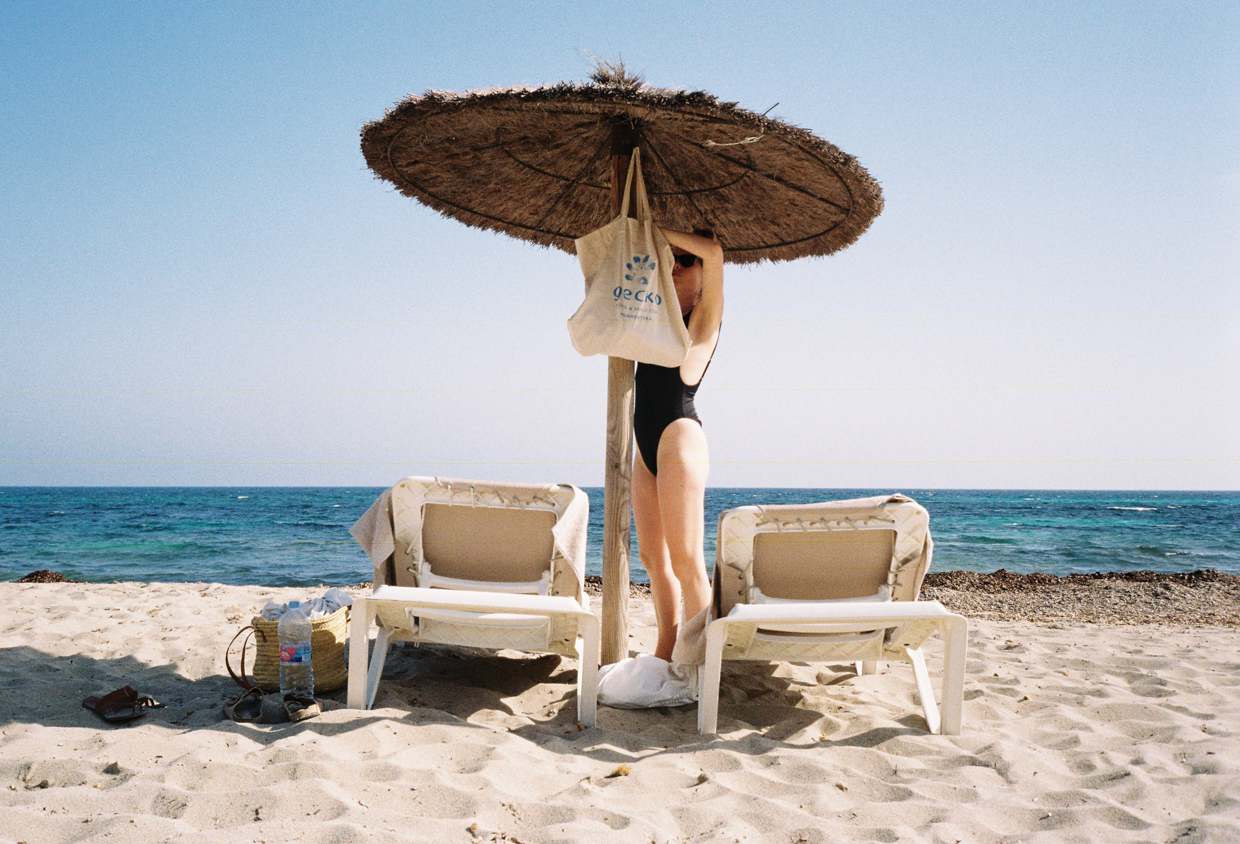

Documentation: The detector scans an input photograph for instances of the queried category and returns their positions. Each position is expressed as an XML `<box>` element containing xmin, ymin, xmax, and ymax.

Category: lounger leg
<box><xmin>347</xmin><ymin>597</ymin><xmax>373</xmax><ymax>709</ymax></box>
<box><xmin>575</xmin><ymin>614</ymin><xmax>600</xmax><ymax>728</ymax></box>
<box><xmin>363</xmin><ymin>628</ymin><xmax>393</xmax><ymax>710</ymax></box>
<box><xmin>697</xmin><ymin>621</ymin><xmax>727</xmax><ymax>734</ymax></box>
<box><xmin>908</xmin><ymin>647</ymin><xmax>941</xmax><ymax>734</ymax></box>
<box><xmin>857</xmin><ymin>659</ymin><xmax>878</xmax><ymax>675</ymax></box>
<box><xmin>939</xmin><ymin>616</ymin><xmax>968</xmax><ymax>735</ymax></box>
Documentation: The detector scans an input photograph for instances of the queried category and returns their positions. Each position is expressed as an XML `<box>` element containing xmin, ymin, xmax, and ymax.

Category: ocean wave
<box><xmin>949</xmin><ymin>536</ymin><xmax>1022</xmax><ymax>546</ymax></box>
<box><xmin>272</xmin><ymin>520</ymin><xmax>343</xmax><ymax>531</ymax></box>
<box><xmin>1134</xmin><ymin>546</ymin><xmax>1190</xmax><ymax>558</ymax></box>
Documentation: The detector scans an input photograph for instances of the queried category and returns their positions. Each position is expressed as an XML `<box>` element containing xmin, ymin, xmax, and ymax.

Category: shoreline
<box><xmin>18</xmin><ymin>567</ymin><xmax>1240</xmax><ymax>628</ymax></box>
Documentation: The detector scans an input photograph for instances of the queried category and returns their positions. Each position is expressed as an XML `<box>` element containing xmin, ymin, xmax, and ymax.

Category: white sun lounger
<box><xmin>699</xmin><ymin>494</ymin><xmax>967</xmax><ymax>735</ymax></box>
<box><xmin>347</xmin><ymin>476</ymin><xmax>599</xmax><ymax>726</ymax></box>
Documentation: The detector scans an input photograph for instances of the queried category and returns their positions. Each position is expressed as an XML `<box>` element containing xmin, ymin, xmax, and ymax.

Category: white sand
<box><xmin>2</xmin><ymin>581</ymin><xmax>1238</xmax><ymax>843</ymax></box>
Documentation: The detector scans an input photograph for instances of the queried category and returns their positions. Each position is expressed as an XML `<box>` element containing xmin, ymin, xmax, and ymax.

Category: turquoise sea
<box><xmin>1</xmin><ymin>487</ymin><xmax>1237</xmax><ymax>587</ymax></box>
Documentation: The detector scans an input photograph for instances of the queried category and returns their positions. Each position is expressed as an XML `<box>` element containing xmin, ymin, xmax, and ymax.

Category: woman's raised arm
<box><xmin>660</xmin><ymin>227</ymin><xmax>723</xmax><ymax>386</ymax></box>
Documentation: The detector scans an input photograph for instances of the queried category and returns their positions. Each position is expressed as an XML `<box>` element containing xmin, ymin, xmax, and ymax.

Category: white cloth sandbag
<box><xmin>597</xmin><ymin>654</ymin><xmax>698</xmax><ymax>709</ymax></box>
<box><xmin>596</xmin><ymin>606</ymin><xmax>707</xmax><ymax>709</ymax></box>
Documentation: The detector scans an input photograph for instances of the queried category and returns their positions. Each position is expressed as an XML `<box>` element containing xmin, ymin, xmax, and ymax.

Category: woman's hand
<box><xmin>660</xmin><ymin>228</ymin><xmax>723</xmax><ymax>269</ymax></box>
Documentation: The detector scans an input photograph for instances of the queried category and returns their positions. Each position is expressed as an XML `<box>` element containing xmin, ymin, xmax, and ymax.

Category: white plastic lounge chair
<box><xmin>347</xmin><ymin>476</ymin><xmax>599</xmax><ymax>726</ymax></box>
<box><xmin>699</xmin><ymin>494</ymin><xmax>967</xmax><ymax>735</ymax></box>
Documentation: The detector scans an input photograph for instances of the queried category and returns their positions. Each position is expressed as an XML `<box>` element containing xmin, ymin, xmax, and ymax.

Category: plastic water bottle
<box><xmin>278</xmin><ymin>600</ymin><xmax>314</xmax><ymax>698</ymax></box>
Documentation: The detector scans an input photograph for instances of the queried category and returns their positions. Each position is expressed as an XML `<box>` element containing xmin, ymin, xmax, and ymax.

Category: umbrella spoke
<box><xmin>705</xmin><ymin>146</ymin><xmax>854</xmax><ymax>214</ymax></box>
<box><xmin>637</xmin><ymin>134</ymin><xmax>718</xmax><ymax>233</ymax></box>
<box><xmin>521</xmin><ymin>132</ymin><xmax>615</xmax><ymax>237</ymax></box>
<box><xmin>637</xmin><ymin>130</ymin><xmax>752</xmax><ymax>197</ymax></box>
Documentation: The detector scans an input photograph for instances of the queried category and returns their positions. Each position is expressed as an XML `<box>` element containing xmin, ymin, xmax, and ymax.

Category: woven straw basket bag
<box><xmin>227</xmin><ymin>605</ymin><xmax>349</xmax><ymax>694</ymax></box>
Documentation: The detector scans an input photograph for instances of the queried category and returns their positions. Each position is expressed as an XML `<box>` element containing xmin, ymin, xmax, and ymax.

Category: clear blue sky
<box><xmin>2</xmin><ymin>1</ymin><xmax>1237</xmax><ymax>489</ymax></box>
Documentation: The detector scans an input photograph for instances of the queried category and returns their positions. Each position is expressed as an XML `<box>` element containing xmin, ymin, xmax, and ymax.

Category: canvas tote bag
<box><xmin>567</xmin><ymin>148</ymin><xmax>691</xmax><ymax>367</ymax></box>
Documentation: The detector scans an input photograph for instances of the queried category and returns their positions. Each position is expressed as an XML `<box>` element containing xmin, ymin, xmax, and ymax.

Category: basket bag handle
<box><xmin>225</xmin><ymin>623</ymin><xmax>268</xmax><ymax>691</ymax></box>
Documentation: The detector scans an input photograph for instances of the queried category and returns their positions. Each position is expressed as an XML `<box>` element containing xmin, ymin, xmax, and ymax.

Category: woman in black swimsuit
<box><xmin>632</xmin><ymin>227</ymin><xmax>723</xmax><ymax>662</ymax></box>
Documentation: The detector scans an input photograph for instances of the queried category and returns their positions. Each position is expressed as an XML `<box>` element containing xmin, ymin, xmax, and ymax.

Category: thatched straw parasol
<box><xmin>362</xmin><ymin>66</ymin><xmax>883</xmax><ymax>662</ymax></box>
<box><xmin>362</xmin><ymin>66</ymin><xmax>882</xmax><ymax>264</ymax></box>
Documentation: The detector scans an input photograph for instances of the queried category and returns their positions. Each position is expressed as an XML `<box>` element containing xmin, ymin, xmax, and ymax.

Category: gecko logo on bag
<box><xmin>613</xmin><ymin>254</ymin><xmax>662</xmax><ymax>311</ymax></box>
<box><xmin>625</xmin><ymin>254</ymin><xmax>655</xmax><ymax>286</ymax></box>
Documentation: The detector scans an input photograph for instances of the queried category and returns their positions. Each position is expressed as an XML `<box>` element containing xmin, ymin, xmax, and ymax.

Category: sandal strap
<box><xmin>93</xmin><ymin>686</ymin><xmax>140</xmax><ymax>711</ymax></box>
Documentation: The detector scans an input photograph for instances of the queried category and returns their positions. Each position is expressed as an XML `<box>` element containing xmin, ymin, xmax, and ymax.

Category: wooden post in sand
<box><xmin>601</xmin><ymin>355</ymin><xmax>632</xmax><ymax>665</ymax></box>
<box><xmin>600</xmin><ymin>137</ymin><xmax>637</xmax><ymax>666</ymax></box>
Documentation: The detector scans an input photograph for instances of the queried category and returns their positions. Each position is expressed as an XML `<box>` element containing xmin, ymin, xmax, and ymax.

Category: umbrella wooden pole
<box><xmin>601</xmin><ymin>356</ymin><xmax>633</xmax><ymax>664</ymax></box>
<box><xmin>600</xmin><ymin>149</ymin><xmax>636</xmax><ymax>666</ymax></box>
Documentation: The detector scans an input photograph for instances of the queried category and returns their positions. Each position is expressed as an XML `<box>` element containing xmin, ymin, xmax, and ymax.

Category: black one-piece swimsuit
<box><xmin>633</xmin><ymin>313</ymin><xmax>716</xmax><ymax>476</ymax></box>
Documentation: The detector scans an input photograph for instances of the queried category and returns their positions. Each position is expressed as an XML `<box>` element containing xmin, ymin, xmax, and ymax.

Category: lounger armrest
<box><xmin>368</xmin><ymin>585</ymin><xmax>590</xmax><ymax>617</ymax></box>
<box><xmin>720</xmin><ymin>599</ymin><xmax>962</xmax><ymax>627</ymax></box>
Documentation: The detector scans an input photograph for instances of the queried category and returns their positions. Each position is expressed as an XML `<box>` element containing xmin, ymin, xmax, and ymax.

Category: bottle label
<box><xmin>280</xmin><ymin>643</ymin><xmax>310</xmax><ymax>664</ymax></box>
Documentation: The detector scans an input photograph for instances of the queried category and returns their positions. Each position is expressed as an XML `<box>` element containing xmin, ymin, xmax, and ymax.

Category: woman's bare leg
<box><xmin>632</xmin><ymin>451</ymin><xmax>681</xmax><ymax>661</ymax></box>
<box><xmin>654</xmin><ymin>419</ymin><xmax>712</xmax><ymax>626</ymax></box>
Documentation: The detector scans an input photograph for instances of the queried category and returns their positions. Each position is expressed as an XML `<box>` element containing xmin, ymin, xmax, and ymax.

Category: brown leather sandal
<box><xmin>82</xmin><ymin>685</ymin><xmax>165</xmax><ymax>724</ymax></box>
<box><xmin>283</xmin><ymin>694</ymin><xmax>321</xmax><ymax>722</ymax></box>
<box><xmin>223</xmin><ymin>688</ymin><xmax>264</xmax><ymax>723</ymax></box>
